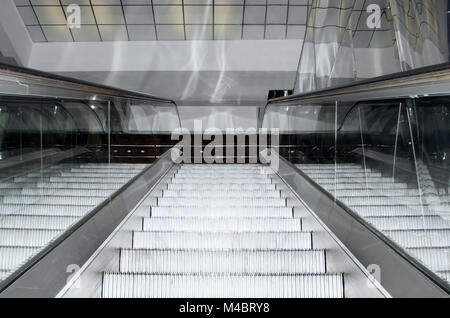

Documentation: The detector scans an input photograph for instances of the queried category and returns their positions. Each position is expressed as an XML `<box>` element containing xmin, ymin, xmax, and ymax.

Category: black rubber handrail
<box><xmin>0</xmin><ymin>62</ymin><xmax>175</xmax><ymax>105</ymax></box>
<box><xmin>267</xmin><ymin>62</ymin><xmax>450</xmax><ymax>106</ymax></box>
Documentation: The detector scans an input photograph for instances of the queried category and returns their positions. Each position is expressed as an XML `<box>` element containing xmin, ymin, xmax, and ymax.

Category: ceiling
<box><xmin>14</xmin><ymin>0</ymin><xmax>309</xmax><ymax>42</ymax></box>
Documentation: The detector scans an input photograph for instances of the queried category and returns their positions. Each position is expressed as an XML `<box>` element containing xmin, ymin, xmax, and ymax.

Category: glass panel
<box><xmin>0</xmin><ymin>90</ymin><xmax>179</xmax><ymax>282</ymax></box>
<box><xmin>263</xmin><ymin>96</ymin><xmax>450</xmax><ymax>284</ymax></box>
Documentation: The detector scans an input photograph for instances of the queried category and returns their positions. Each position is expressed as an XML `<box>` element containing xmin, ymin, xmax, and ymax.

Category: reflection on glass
<box><xmin>0</xmin><ymin>94</ymin><xmax>179</xmax><ymax>282</ymax></box>
<box><xmin>265</xmin><ymin>97</ymin><xmax>450</xmax><ymax>284</ymax></box>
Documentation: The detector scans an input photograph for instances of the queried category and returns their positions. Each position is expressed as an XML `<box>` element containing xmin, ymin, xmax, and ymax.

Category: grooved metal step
<box><xmin>0</xmin><ymin>229</ymin><xmax>60</xmax><ymax>247</ymax></box>
<box><xmin>120</xmin><ymin>249</ymin><xmax>326</xmax><ymax>274</ymax></box>
<box><xmin>348</xmin><ymin>205</ymin><xmax>437</xmax><ymax>217</ymax></box>
<box><xmin>167</xmin><ymin>183</ymin><xmax>277</xmax><ymax>190</ymax></box>
<box><xmin>171</xmin><ymin>178</ymin><xmax>272</xmax><ymax>184</ymax></box>
<box><xmin>408</xmin><ymin>247</ymin><xmax>450</xmax><ymax>272</ymax></box>
<box><xmin>156</xmin><ymin>197</ymin><xmax>286</xmax><ymax>207</ymax></box>
<box><xmin>385</xmin><ymin>229</ymin><xmax>450</xmax><ymax>248</ymax></box>
<box><xmin>0</xmin><ymin>204</ymin><xmax>92</xmax><ymax>216</ymax></box>
<box><xmin>150</xmin><ymin>207</ymin><xmax>293</xmax><ymax>218</ymax></box>
<box><xmin>0</xmin><ymin>215</ymin><xmax>79</xmax><ymax>230</ymax></box>
<box><xmin>365</xmin><ymin>216</ymin><xmax>450</xmax><ymax>231</ymax></box>
<box><xmin>132</xmin><ymin>231</ymin><xmax>313</xmax><ymax>250</ymax></box>
<box><xmin>36</xmin><ymin>182</ymin><xmax>122</xmax><ymax>190</ymax></box>
<box><xmin>162</xmin><ymin>189</ymin><xmax>281</xmax><ymax>198</ymax></box>
<box><xmin>2</xmin><ymin>195</ymin><xmax>105</xmax><ymax>206</ymax></box>
<box><xmin>307</xmin><ymin>172</ymin><xmax>383</xmax><ymax>178</ymax></box>
<box><xmin>102</xmin><ymin>273</ymin><xmax>344</xmax><ymax>298</ymax></box>
<box><xmin>331</xmin><ymin>189</ymin><xmax>421</xmax><ymax>197</ymax></box>
<box><xmin>21</xmin><ymin>188</ymin><xmax>116</xmax><ymax>197</ymax></box>
<box><xmin>14</xmin><ymin>177</ymin><xmax>131</xmax><ymax>183</ymax></box>
<box><xmin>321</xmin><ymin>182</ymin><xmax>410</xmax><ymax>190</ymax></box>
<box><xmin>0</xmin><ymin>246</ymin><xmax>40</xmax><ymax>271</ymax></box>
<box><xmin>142</xmin><ymin>218</ymin><xmax>302</xmax><ymax>232</ymax></box>
<box><xmin>339</xmin><ymin>196</ymin><xmax>422</xmax><ymax>206</ymax></box>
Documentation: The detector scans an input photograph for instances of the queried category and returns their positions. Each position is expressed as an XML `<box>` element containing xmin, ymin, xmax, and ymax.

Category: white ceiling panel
<box><xmin>124</xmin><ymin>5</ymin><xmax>154</xmax><ymax>24</ymax></box>
<box><xmin>93</xmin><ymin>6</ymin><xmax>126</xmax><ymax>24</ymax></box>
<box><xmin>42</xmin><ymin>25</ymin><xmax>73</xmax><ymax>42</ymax></box>
<box><xmin>71</xmin><ymin>25</ymin><xmax>101</xmax><ymax>41</ymax></box>
<box><xmin>214</xmin><ymin>6</ymin><xmax>244</xmax><ymax>24</ymax></box>
<box><xmin>34</xmin><ymin>6</ymin><xmax>67</xmax><ymax>25</ymax></box>
<box><xmin>244</xmin><ymin>6</ymin><xmax>266</xmax><ymax>24</ymax></box>
<box><xmin>184</xmin><ymin>6</ymin><xmax>212</xmax><ymax>25</ymax></box>
<box><xmin>156</xmin><ymin>25</ymin><xmax>185</xmax><ymax>40</ymax></box>
<box><xmin>15</xmin><ymin>1</ymin><xmax>310</xmax><ymax>42</ymax></box>
<box><xmin>98</xmin><ymin>25</ymin><xmax>128</xmax><ymax>41</ymax></box>
<box><xmin>186</xmin><ymin>25</ymin><xmax>213</xmax><ymax>40</ymax></box>
<box><xmin>154</xmin><ymin>5</ymin><xmax>183</xmax><ymax>24</ymax></box>
<box><xmin>128</xmin><ymin>25</ymin><xmax>157</xmax><ymax>41</ymax></box>
<box><xmin>214</xmin><ymin>25</ymin><xmax>242</xmax><ymax>40</ymax></box>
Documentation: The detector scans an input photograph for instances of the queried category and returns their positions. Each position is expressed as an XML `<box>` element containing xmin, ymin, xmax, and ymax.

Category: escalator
<box><xmin>0</xmin><ymin>163</ymin><xmax>146</xmax><ymax>280</ymax></box>
<box><xmin>299</xmin><ymin>162</ymin><xmax>450</xmax><ymax>283</ymax></box>
<box><xmin>0</xmin><ymin>63</ymin><xmax>449</xmax><ymax>298</ymax></box>
<box><xmin>102</xmin><ymin>164</ymin><xmax>346</xmax><ymax>298</ymax></box>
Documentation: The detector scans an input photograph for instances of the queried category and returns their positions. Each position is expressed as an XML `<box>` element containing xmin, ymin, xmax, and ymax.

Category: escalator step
<box><xmin>156</xmin><ymin>197</ymin><xmax>286</xmax><ymax>207</ymax></box>
<box><xmin>349</xmin><ymin>205</ymin><xmax>437</xmax><ymax>217</ymax></box>
<box><xmin>330</xmin><ymin>189</ymin><xmax>421</xmax><ymax>197</ymax></box>
<box><xmin>384</xmin><ymin>229</ymin><xmax>450</xmax><ymax>248</ymax></box>
<box><xmin>297</xmin><ymin>164</ymin><xmax>358</xmax><ymax>168</ymax></box>
<box><xmin>0</xmin><ymin>246</ymin><xmax>40</xmax><ymax>271</ymax></box>
<box><xmin>0</xmin><ymin>204</ymin><xmax>92</xmax><ymax>216</ymax></box>
<box><xmin>0</xmin><ymin>229</ymin><xmax>60</xmax><ymax>247</ymax></box>
<box><xmin>171</xmin><ymin>178</ymin><xmax>272</xmax><ymax>184</ymax></box>
<box><xmin>69</xmin><ymin>168</ymin><xmax>145</xmax><ymax>173</ymax></box>
<box><xmin>14</xmin><ymin>177</ymin><xmax>130</xmax><ymax>183</ymax></box>
<box><xmin>36</xmin><ymin>182</ymin><xmax>122</xmax><ymax>190</ymax></box>
<box><xmin>132</xmin><ymin>231</ymin><xmax>313</xmax><ymax>250</ymax></box>
<box><xmin>300</xmin><ymin>169</ymin><xmax>373</xmax><ymax>174</ymax></box>
<box><xmin>408</xmin><ymin>247</ymin><xmax>450</xmax><ymax>272</ymax></box>
<box><xmin>150</xmin><ymin>207</ymin><xmax>293</xmax><ymax>218</ymax></box>
<box><xmin>80</xmin><ymin>164</ymin><xmax>147</xmax><ymax>168</ymax></box>
<box><xmin>162</xmin><ymin>189</ymin><xmax>281</xmax><ymax>198</ymax></box>
<box><xmin>119</xmin><ymin>249</ymin><xmax>326</xmax><ymax>274</ymax></box>
<box><xmin>0</xmin><ymin>182</ymin><xmax>36</xmax><ymax>189</ymax></box>
<box><xmin>142</xmin><ymin>218</ymin><xmax>302</xmax><ymax>232</ymax></box>
<box><xmin>21</xmin><ymin>188</ymin><xmax>116</xmax><ymax>197</ymax></box>
<box><xmin>321</xmin><ymin>182</ymin><xmax>410</xmax><ymax>190</ymax></box>
<box><xmin>2</xmin><ymin>195</ymin><xmax>105</xmax><ymax>206</ymax></box>
<box><xmin>176</xmin><ymin>171</ymin><xmax>267</xmax><ymax>176</ymax></box>
<box><xmin>0</xmin><ymin>189</ymin><xmax>24</xmax><ymax>195</ymax></box>
<box><xmin>0</xmin><ymin>215</ymin><xmax>79</xmax><ymax>230</ymax></box>
<box><xmin>365</xmin><ymin>216</ymin><xmax>450</xmax><ymax>231</ymax></box>
<box><xmin>311</xmin><ymin>177</ymin><xmax>404</xmax><ymax>183</ymax></box>
<box><xmin>58</xmin><ymin>172</ymin><xmax>140</xmax><ymax>178</ymax></box>
<box><xmin>102</xmin><ymin>273</ymin><xmax>344</xmax><ymax>298</ymax></box>
<box><xmin>306</xmin><ymin>172</ymin><xmax>382</xmax><ymax>178</ymax></box>
<box><xmin>167</xmin><ymin>183</ymin><xmax>276</xmax><ymax>191</ymax></box>
<box><xmin>49</xmin><ymin>177</ymin><xmax>131</xmax><ymax>183</ymax></box>
<box><xmin>339</xmin><ymin>196</ymin><xmax>422</xmax><ymax>206</ymax></box>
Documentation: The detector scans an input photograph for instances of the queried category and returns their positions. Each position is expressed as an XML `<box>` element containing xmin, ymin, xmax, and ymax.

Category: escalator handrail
<box><xmin>259</xmin><ymin>62</ymin><xmax>450</xmax><ymax>129</ymax></box>
<box><xmin>0</xmin><ymin>62</ymin><xmax>183</xmax><ymax>129</ymax></box>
